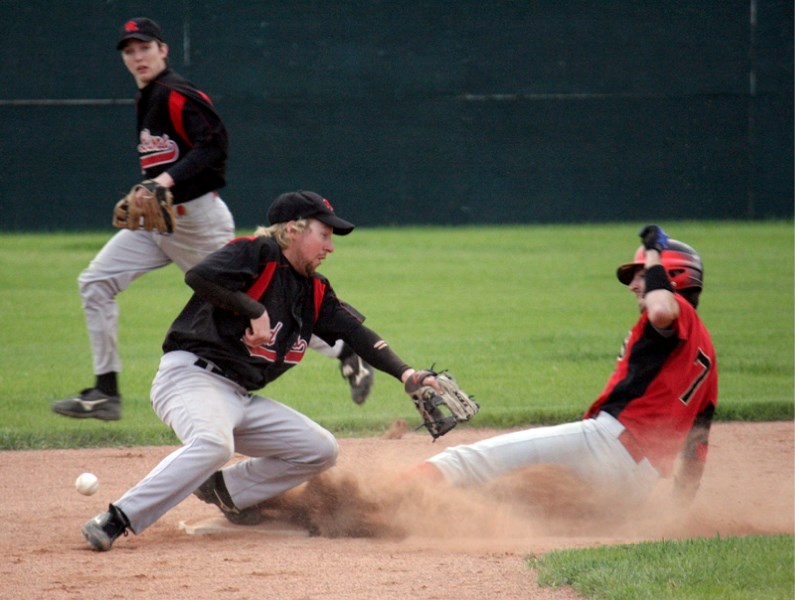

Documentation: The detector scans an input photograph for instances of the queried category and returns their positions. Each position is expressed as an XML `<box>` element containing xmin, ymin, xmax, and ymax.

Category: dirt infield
<box><xmin>2</xmin><ymin>421</ymin><xmax>792</xmax><ymax>599</ymax></box>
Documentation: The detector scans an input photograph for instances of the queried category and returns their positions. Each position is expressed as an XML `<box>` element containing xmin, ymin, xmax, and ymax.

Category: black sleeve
<box><xmin>184</xmin><ymin>271</ymin><xmax>265</xmax><ymax>320</ymax></box>
<box><xmin>342</xmin><ymin>324</ymin><xmax>411</xmax><ymax>381</ymax></box>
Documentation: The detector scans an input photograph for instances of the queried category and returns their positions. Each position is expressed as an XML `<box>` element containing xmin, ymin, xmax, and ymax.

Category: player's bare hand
<box><xmin>401</xmin><ymin>369</ymin><xmax>442</xmax><ymax>393</ymax></box>
<box><xmin>423</xmin><ymin>375</ymin><xmax>442</xmax><ymax>393</ymax></box>
<box><xmin>243</xmin><ymin>311</ymin><xmax>272</xmax><ymax>347</ymax></box>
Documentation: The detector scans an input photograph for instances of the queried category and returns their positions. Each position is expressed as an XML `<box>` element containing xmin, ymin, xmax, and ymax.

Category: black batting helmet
<box><xmin>617</xmin><ymin>239</ymin><xmax>704</xmax><ymax>291</ymax></box>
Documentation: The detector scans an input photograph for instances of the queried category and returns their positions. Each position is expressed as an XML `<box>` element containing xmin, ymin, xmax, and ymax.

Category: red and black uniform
<box><xmin>164</xmin><ymin>235</ymin><xmax>410</xmax><ymax>391</ymax></box>
<box><xmin>585</xmin><ymin>294</ymin><xmax>718</xmax><ymax>477</ymax></box>
<box><xmin>136</xmin><ymin>68</ymin><xmax>227</xmax><ymax>204</ymax></box>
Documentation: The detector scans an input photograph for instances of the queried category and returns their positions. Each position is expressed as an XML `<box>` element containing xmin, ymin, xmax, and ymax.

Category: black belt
<box><xmin>194</xmin><ymin>358</ymin><xmax>225</xmax><ymax>376</ymax></box>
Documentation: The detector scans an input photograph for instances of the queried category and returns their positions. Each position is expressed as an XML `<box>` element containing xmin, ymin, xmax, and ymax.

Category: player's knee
<box><xmin>193</xmin><ymin>433</ymin><xmax>235</xmax><ymax>467</ymax></box>
<box><xmin>402</xmin><ymin>462</ymin><xmax>446</xmax><ymax>485</ymax></box>
<box><xmin>78</xmin><ymin>276</ymin><xmax>118</xmax><ymax>306</ymax></box>
<box><xmin>308</xmin><ymin>430</ymin><xmax>339</xmax><ymax>471</ymax></box>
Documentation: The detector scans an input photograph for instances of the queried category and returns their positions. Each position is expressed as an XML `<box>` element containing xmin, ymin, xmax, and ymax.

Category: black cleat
<box><xmin>339</xmin><ymin>354</ymin><xmax>374</xmax><ymax>405</ymax></box>
<box><xmin>52</xmin><ymin>388</ymin><xmax>122</xmax><ymax>421</ymax></box>
<box><xmin>194</xmin><ymin>471</ymin><xmax>267</xmax><ymax>526</ymax></box>
<box><xmin>82</xmin><ymin>504</ymin><xmax>130</xmax><ymax>551</ymax></box>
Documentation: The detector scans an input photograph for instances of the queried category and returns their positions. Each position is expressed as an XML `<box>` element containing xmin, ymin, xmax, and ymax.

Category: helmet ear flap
<box><xmin>667</xmin><ymin>269</ymin><xmax>685</xmax><ymax>289</ymax></box>
<box><xmin>661</xmin><ymin>241</ymin><xmax>703</xmax><ymax>291</ymax></box>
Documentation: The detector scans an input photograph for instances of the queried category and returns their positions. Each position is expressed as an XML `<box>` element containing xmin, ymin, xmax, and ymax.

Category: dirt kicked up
<box><xmin>2</xmin><ymin>421</ymin><xmax>792</xmax><ymax>600</ymax></box>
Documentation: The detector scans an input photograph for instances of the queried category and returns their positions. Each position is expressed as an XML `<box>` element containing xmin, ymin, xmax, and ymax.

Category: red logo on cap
<box><xmin>124</xmin><ymin>20</ymin><xmax>139</xmax><ymax>32</ymax></box>
<box><xmin>322</xmin><ymin>198</ymin><xmax>334</xmax><ymax>212</ymax></box>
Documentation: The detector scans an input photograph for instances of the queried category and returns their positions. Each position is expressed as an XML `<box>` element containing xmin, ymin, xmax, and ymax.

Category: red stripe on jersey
<box><xmin>247</xmin><ymin>262</ymin><xmax>278</xmax><ymax>300</ymax></box>
<box><xmin>313</xmin><ymin>280</ymin><xmax>326</xmax><ymax>322</ymax></box>
<box><xmin>244</xmin><ymin>259</ymin><xmax>326</xmax><ymax>326</ymax></box>
<box><xmin>225</xmin><ymin>235</ymin><xmax>257</xmax><ymax>246</ymax></box>
<box><xmin>168</xmin><ymin>92</ymin><xmax>192</xmax><ymax>147</ymax></box>
<box><xmin>197</xmin><ymin>90</ymin><xmax>213</xmax><ymax>105</ymax></box>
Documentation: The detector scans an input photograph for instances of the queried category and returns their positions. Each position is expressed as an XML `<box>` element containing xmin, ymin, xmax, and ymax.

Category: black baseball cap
<box><xmin>117</xmin><ymin>18</ymin><xmax>164</xmax><ymax>50</ymax></box>
<box><xmin>268</xmin><ymin>191</ymin><xmax>355</xmax><ymax>236</ymax></box>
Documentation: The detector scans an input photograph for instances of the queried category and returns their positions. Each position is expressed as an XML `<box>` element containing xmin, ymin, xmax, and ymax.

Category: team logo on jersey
<box><xmin>244</xmin><ymin>322</ymin><xmax>309</xmax><ymax>365</ymax></box>
<box><xmin>138</xmin><ymin>129</ymin><xmax>179</xmax><ymax>170</ymax></box>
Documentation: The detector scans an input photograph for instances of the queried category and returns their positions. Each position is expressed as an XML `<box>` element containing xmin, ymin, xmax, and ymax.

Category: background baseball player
<box><xmin>408</xmin><ymin>225</ymin><xmax>718</xmax><ymax>507</ymax></box>
<box><xmin>80</xmin><ymin>190</ymin><xmax>455</xmax><ymax>551</ymax></box>
<box><xmin>51</xmin><ymin>17</ymin><xmax>372</xmax><ymax>421</ymax></box>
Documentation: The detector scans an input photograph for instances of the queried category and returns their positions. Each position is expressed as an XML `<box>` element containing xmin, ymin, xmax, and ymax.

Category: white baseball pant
<box><xmin>427</xmin><ymin>411</ymin><xmax>659</xmax><ymax>500</ymax></box>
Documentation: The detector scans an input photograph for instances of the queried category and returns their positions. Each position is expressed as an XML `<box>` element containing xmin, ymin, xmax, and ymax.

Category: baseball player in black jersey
<box><xmin>81</xmin><ymin>190</ymin><xmax>443</xmax><ymax>551</ymax></box>
<box><xmin>51</xmin><ymin>17</ymin><xmax>372</xmax><ymax>422</ymax></box>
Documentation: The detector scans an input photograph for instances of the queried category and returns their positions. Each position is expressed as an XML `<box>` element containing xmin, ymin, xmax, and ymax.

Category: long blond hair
<box><xmin>253</xmin><ymin>219</ymin><xmax>308</xmax><ymax>249</ymax></box>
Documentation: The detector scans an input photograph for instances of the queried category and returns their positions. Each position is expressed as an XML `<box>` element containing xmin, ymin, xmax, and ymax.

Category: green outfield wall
<box><xmin>1</xmin><ymin>1</ymin><xmax>792</xmax><ymax>230</ymax></box>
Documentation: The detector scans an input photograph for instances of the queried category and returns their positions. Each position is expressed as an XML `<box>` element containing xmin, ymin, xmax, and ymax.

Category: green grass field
<box><xmin>531</xmin><ymin>534</ymin><xmax>795</xmax><ymax>599</ymax></box>
<box><xmin>1</xmin><ymin>220</ymin><xmax>792</xmax><ymax>599</ymax></box>
<box><xmin>0</xmin><ymin>221</ymin><xmax>792</xmax><ymax>448</ymax></box>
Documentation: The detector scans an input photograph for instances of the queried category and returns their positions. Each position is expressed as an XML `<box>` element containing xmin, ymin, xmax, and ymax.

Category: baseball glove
<box><xmin>112</xmin><ymin>180</ymin><xmax>176</xmax><ymax>234</ymax></box>
<box><xmin>404</xmin><ymin>369</ymin><xmax>479</xmax><ymax>440</ymax></box>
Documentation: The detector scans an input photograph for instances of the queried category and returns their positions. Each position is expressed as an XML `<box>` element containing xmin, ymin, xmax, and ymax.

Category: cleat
<box><xmin>194</xmin><ymin>471</ymin><xmax>267</xmax><ymax>526</ymax></box>
<box><xmin>222</xmin><ymin>506</ymin><xmax>270</xmax><ymax>526</ymax></box>
<box><xmin>82</xmin><ymin>504</ymin><xmax>129</xmax><ymax>551</ymax></box>
<box><xmin>339</xmin><ymin>354</ymin><xmax>373</xmax><ymax>405</ymax></box>
<box><xmin>52</xmin><ymin>388</ymin><xmax>122</xmax><ymax>421</ymax></box>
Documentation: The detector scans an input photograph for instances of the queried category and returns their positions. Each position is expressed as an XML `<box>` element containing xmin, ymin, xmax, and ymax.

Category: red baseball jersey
<box><xmin>585</xmin><ymin>295</ymin><xmax>718</xmax><ymax>476</ymax></box>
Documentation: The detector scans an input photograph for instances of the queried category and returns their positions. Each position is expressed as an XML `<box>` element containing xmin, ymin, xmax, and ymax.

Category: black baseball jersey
<box><xmin>135</xmin><ymin>68</ymin><xmax>227</xmax><ymax>204</ymax></box>
<box><xmin>163</xmin><ymin>236</ymin><xmax>368</xmax><ymax>391</ymax></box>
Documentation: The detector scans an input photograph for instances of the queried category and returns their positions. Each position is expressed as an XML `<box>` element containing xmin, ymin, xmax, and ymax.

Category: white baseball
<box><xmin>75</xmin><ymin>472</ymin><xmax>99</xmax><ymax>496</ymax></box>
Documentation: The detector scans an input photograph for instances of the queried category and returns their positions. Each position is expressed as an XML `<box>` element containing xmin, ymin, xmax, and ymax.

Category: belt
<box><xmin>194</xmin><ymin>358</ymin><xmax>225</xmax><ymax>377</ymax></box>
<box><xmin>618</xmin><ymin>429</ymin><xmax>645</xmax><ymax>463</ymax></box>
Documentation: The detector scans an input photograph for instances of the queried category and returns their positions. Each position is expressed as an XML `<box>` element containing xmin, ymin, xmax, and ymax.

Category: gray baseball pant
<box><xmin>115</xmin><ymin>350</ymin><xmax>339</xmax><ymax>534</ymax></box>
<box><xmin>77</xmin><ymin>192</ymin><xmax>235</xmax><ymax>375</ymax></box>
